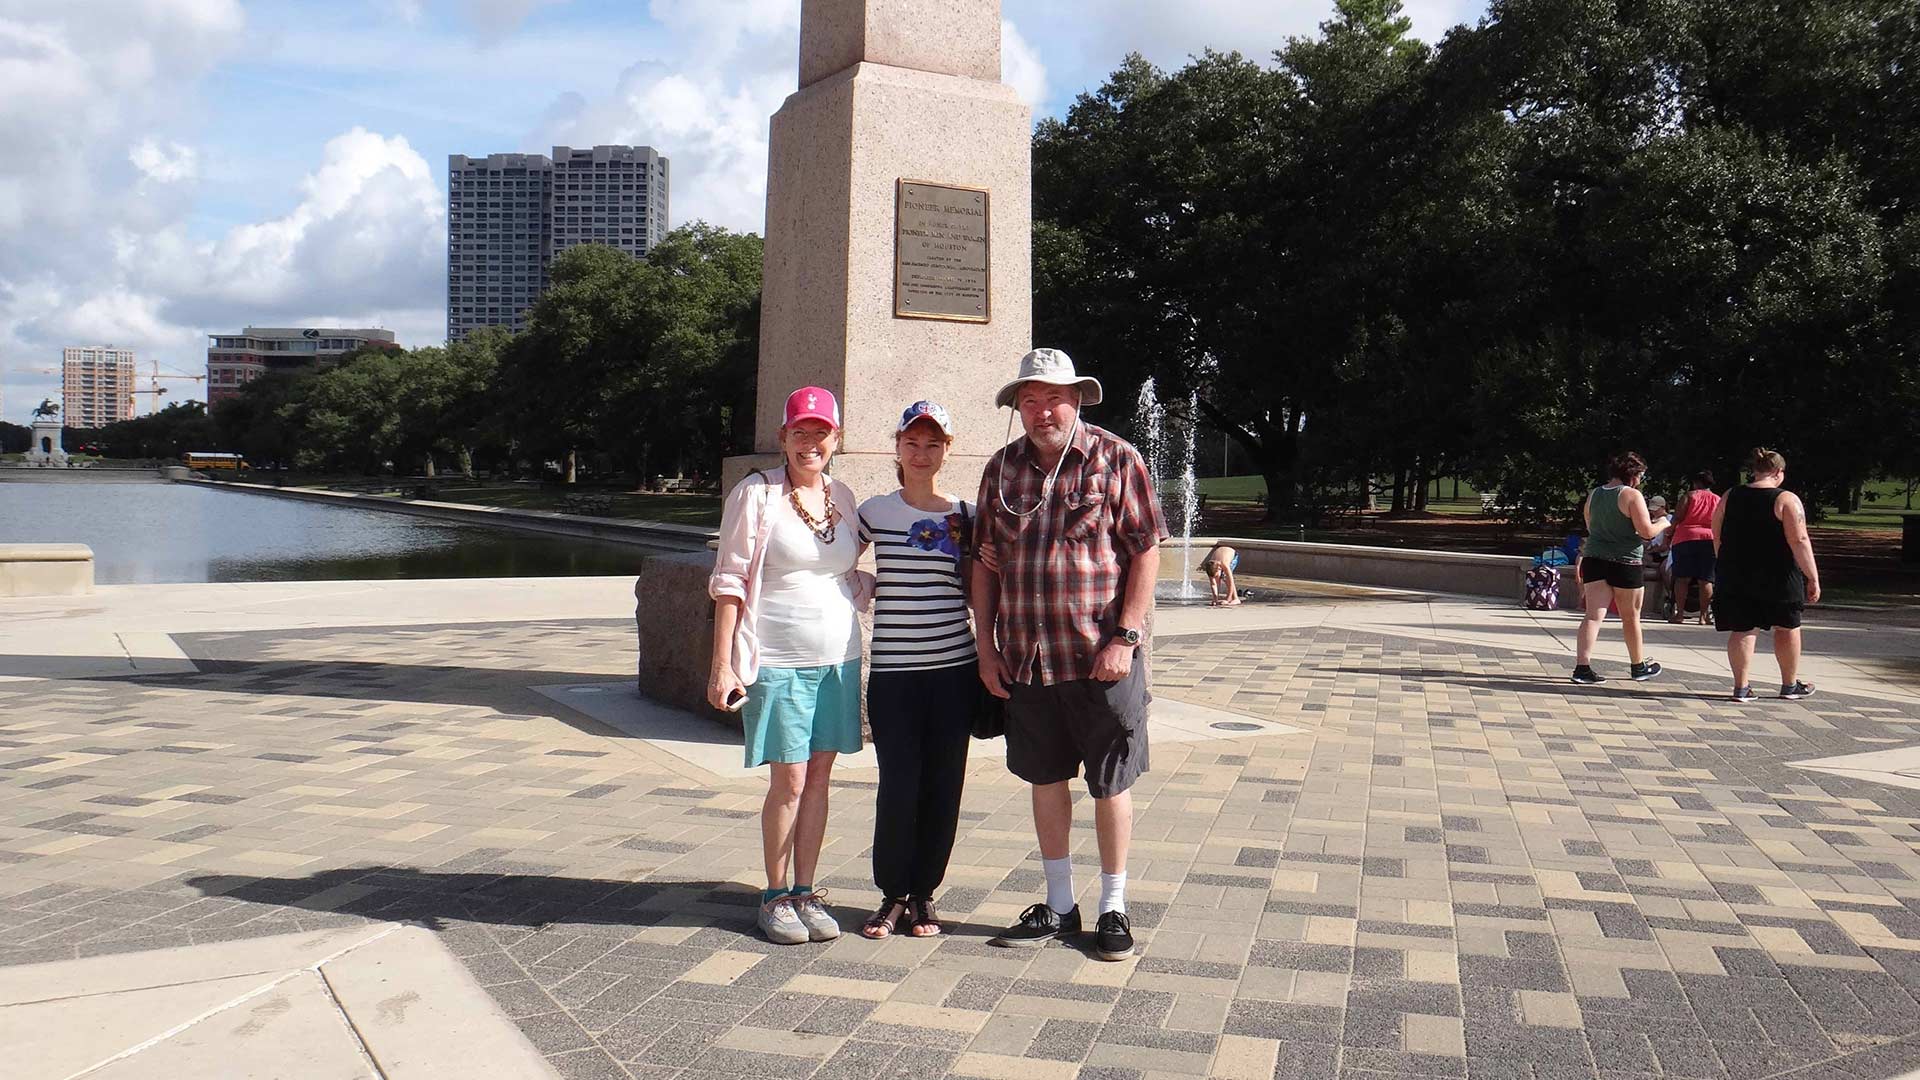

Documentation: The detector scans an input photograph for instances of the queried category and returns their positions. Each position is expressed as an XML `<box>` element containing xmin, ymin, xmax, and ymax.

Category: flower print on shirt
<box><xmin>908</xmin><ymin>516</ymin><xmax>961</xmax><ymax>560</ymax></box>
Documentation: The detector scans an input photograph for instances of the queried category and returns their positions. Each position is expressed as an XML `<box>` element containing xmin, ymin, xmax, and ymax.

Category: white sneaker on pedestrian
<box><xmin>758</xmin><ymin>895</ymin><xmax>809</xmax><ymax>945</ymax></box>
<box><xmin>791</xmin><ymin>890</ymin><xmax>841</xmax><ymax>941</ymax></box>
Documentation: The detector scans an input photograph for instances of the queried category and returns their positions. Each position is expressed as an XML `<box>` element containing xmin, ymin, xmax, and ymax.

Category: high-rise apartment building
<box><xmin>206</xmin><ymin>327</ymin><xmax>399</xmax><ymax>403</ymax></box>
<box><xmin>62</xmin><ymin>346</ymin><xmax>137</xmax><ymax>428</ymax></box>
<box><xmin>446</xmin><ymin>144</ymin><xmax>670</xmax><ymax>341</ymax></box>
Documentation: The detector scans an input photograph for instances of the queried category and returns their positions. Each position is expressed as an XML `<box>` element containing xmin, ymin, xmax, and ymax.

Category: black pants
<box><xmin>867</xmin><ymin>662</ymin><xmax>974</xmax><ymax>899</ymax></box>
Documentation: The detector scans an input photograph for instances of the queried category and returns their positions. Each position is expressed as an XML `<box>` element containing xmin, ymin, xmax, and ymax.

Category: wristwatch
<box><xmin>1115</xmin><ymin>627</ymin><xmax>1142</xmax><ymax>648</ymax></box>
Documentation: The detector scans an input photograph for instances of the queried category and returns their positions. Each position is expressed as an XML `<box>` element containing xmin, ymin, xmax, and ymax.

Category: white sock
<box><xmin>1043</xmin><ymin>856</ymin><xmax>1075</xmax><ymax>914</ymax></box>
<box><xmin>1099</xmin><ymin>871</ymin><xmax>1127</xmax><ymax>915</ymax></box>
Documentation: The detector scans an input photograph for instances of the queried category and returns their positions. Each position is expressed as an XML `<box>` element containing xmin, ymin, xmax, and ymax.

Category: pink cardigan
<box><xmin>707</xmin><ymin>466</ymin><xmax>872</xmax><ymax>686</ymax></box>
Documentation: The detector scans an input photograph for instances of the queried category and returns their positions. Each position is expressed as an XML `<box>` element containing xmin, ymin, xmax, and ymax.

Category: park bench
<box><xmin>651</xmin><ymin>477</ymin><xmax>697</xmax><ymax>494</ymax></box>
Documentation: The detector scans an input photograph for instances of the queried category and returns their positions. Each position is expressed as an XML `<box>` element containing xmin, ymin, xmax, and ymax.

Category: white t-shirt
<box><xmin>756</xmin><ymin>493</ymin><xmax>861</xmax><ymax>668</ymax></box>
<box><xmin>857</xmin><ymin>492</ymin><xmax>977</xmax><ymax>673</ymax></box>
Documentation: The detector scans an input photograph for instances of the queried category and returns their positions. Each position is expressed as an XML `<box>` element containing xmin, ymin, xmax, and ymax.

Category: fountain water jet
<box><xmin>1135</xmin><ymin>378</ymin><xmax>1205</xmax><ymax>604</ymax></box>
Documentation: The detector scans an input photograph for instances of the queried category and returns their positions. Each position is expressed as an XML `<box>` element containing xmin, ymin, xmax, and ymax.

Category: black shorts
<box><xmin>1579</xmin><ymin>557</ymin><xmax>1644</xmax><ymax>590</ymax></box>
<box><xmin>1714</xmin><ymin>592</ymin><xmax>1804</xmax><ymax>633</ymax></box>
<box><xmin>1004</xmin><ymin>659</ymin><xmax>1150</xmax><ymax>799</ymax></box>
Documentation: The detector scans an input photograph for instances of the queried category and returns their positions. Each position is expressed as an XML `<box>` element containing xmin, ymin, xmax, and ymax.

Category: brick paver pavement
<box><xmin>6</xmin><ymin>617</ymin><xmax>1920</xmax><ymax>1079</ymax></box>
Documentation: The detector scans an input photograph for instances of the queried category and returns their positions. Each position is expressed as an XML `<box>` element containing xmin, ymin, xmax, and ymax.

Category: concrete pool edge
<box><xmin>173</xmin><ymin>478</ymin><xmax>716</xmax><ymax>554</ymax></box>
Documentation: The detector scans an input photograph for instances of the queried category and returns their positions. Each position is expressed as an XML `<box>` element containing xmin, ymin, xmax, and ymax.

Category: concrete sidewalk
<box><xmin>0</xmin><ymin>577</ymin><xmax>638</xmax><ymax>680</ymax></box>
<box><xmin>6</xmin><ymin>574</ymin><xmax>1909</xmax><ymax>700</ymax></box>
<box><xmin>2</xmin><ymin>924</ymin><xmax>555</xmax><ymax>1079</ymax></box>
<box><xmin>1154</xmin><ymin>579</ymin><xmax>1920</xmax><ymax>705</ymax></box>
<box><xmin>6</xmin><ymin>576</ymin><xmax>1920</xmax><ymax>1079</ymax></box>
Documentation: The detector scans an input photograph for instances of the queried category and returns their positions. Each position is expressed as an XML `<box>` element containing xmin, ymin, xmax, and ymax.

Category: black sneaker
<box><xmin>1731</xmin><ymin>686</ymin><xmax>1756</xmax><ymax>702</ymax></box>
<box><xmin>990</xmin><ymin>902</ymin><xmax>1080</xmax><ymax>948</ymax></box>
<box><xmin>1630</xmin><ymin>660</ymin><xmax>1662</xmax><ymax>682</ymax></box>
<box><xmin>1571</xmin><ymin>666</ymin><xmax>1604</xmax><ymax>685</ymax></box>
<box><xmin>1094</xmin><ymin>909</ymin><xmax>1134</xmax><ymax>961</ymax></box>
<box><xmin>1781</xmin><ymin>681</ymin><xmax>1816</xmax><ymax>701</ymax></box>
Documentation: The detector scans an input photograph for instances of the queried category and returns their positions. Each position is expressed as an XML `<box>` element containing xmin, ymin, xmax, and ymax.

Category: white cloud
<box><xmin>646</xmin><ymin>0</ymin><xmax>799</xmax><ymax>53</ymax></box>
<box><xmin>536</xmin><ymin>3</ymin><xmax>799</xmax><ymax>231</ymax></box>
<box><xmin>460</xmin><ymin>0</ymin><xmax>567</xmax><ymax>43</ymax></box>
<box><xmin>0</xmin><ymin>2</ymin><xmax>448</xmax><ymax>420</ymax></box>
<box><xmin>139</xmin><ymin>127</ymin><xmax>445</xmax><ymax>316</ymax></box>
<box><xmin>1003</xmin><ymin>19</ymin><xmax>1049</xmax><ymax>108</ymax></box>
<box><xmin>540</xmin><ymin>3</ymin><xmax>1053</xmax><ymax>231</ymax></box>
<box><xmin>130</xmin><ymin>138</ymin><xmax>199</xmax><ymax>183</ymax></box>
<box><xmin>1004</xmin><ymin>0</ymin><xmax>1484</xmax><ymax>83</ymax></box>
<box><xmin>0</xmin><ymin>0</ymin><xmax>249</xmax><ymax>420</ymax></box>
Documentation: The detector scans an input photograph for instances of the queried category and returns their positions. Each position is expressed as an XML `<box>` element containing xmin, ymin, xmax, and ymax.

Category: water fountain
<box><xmin>1136</xmin><ymin>378</ymin><xmax>1207</xmax><ymax>605</ymax></box>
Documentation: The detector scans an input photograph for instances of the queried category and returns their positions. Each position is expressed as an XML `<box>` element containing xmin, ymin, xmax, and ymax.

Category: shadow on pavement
<box><xmin>1327</xmin><ymin>664</ymin><xmax>1741</xmax><ymax>703</ymax></box>
<box><xmin>6</xmin><ymin>656</ymin><xmax>739</xmax><ymax>744</ymax></box>
<box><xmin>180</xmin><ymin>866</ymin><xmax>1008</xmax><ymax>940</ymax></box>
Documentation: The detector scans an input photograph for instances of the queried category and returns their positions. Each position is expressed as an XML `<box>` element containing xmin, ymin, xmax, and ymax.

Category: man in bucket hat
<box><xmin>972</xmin><ymin>348</ymin><xmax>1169</xmax><ymax>961</ymax></box>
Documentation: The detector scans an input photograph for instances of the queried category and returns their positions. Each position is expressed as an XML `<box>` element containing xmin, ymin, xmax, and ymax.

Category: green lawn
<box><xmin>1193</xmin><ymin>473</ymin><xmax>1916</xmax><ymax>529</ymax></box>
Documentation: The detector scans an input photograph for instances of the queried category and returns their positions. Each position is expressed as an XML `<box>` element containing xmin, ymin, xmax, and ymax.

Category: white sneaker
<box><xmin>758</xmin><ymin>895</ymin><xmax>809</xmax><ymax>945</ymax></box>
<box><xmin>791</xmin><ymin>890</ymin><xmax>841</xmax><ymax>941</ymax></box>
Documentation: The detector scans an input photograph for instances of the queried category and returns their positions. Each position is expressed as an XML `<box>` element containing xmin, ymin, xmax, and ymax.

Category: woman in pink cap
<box><xmin>708</xmin><ymin>386</ymin><xmax>869</xmax><ymax>946</ymax></box>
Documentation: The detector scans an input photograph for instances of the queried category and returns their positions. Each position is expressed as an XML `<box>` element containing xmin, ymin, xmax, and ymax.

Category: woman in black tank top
<box><xmin>1716</xmin><ymin>487</ymin><xmax>1803</xmax><ymax>604</ymax></box>
<box><xmin>1710</xmin><ymin>449</ymin><xmax>1821</xmax><ymax>701</ymax></box>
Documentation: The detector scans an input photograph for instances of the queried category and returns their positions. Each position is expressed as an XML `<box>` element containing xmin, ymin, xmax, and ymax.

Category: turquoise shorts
<box><xmin>742</xmin><ymin>658</ymin><xmax>864</xmax><ymax>768</ymax></box>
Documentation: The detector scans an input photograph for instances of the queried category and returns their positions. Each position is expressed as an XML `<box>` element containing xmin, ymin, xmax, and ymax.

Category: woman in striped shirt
<box><xmin>855</xmin><ymin>400</ymin><xmax>978</xmax><ymax>939</ymax></box>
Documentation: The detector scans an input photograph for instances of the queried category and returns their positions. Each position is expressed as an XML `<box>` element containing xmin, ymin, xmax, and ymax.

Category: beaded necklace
<box><xmin>788</xmin><ymin>484</ymin><xmax>836</xmax><ymax>544</ymax></box>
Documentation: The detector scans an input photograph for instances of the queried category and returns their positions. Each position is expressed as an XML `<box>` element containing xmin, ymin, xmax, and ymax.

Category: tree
<box><xmin>1033</xmin><ymin>0</ymin><xmax>1912</xmax><ymax>526</ymax></box>
<box><xmin>498</xmin><ymin>226</ymin><xmax>763</xmax><ymax>482</ymax></box>
<box><xmin>211</xmin><ymin>371</ymin><xmax>307</xmax><ymax>471</ymax></box>
<box><xmin>0</xmin><ymin>421</ymin><xmax>28</xmax><ymax>454</ymax></box>
<box><xmin>77</xmin><ymin>401</ymin><xmax>215</xmax><ymax>460</ymax></box>
<box><xmin>1033</xmin><ymin>2</ymin><xmax>1486</xmax><ymax>520</ymax></box>
<box><xmin>297</xmin><ymin>347</ymin><xmax>412</xmax><ymax>472</ymax></box>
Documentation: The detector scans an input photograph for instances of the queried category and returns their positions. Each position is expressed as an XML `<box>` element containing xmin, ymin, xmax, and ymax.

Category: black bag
<box><xmin>958</xmin><ymin>501</ymin><xmax>1007</xmax><ymax>740</ymax></box>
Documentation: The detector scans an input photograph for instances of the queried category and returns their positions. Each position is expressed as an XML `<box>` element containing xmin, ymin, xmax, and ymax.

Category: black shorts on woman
<box><xmin>1578</xmin><ymin>557</ymin><xmax>1644</xmax><ymax>590</ymax></box>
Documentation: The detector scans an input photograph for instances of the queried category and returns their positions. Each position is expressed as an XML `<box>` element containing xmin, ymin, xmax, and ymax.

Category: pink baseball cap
<box><xmin>784</xmin><ymin>386</ymin><xmax>841</xmax><ymax>430</ymax></box>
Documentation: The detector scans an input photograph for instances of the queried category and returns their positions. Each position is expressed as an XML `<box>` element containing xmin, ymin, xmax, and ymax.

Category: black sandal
<box><xmin>909</xmin><ymin>896</ymin><xmax>943</xmax><ymax>937</ymax></box>
<box><xmin>862</xmin><ymin>897</ymin><xmax>911</xmax><ymax>940</ymax></box>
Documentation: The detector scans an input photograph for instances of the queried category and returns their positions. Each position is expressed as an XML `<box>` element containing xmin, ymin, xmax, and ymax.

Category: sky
<box><xmin>0</xmin><ymin>0</ymin><xmax>1485</xmax><ymax>424</ymax></box>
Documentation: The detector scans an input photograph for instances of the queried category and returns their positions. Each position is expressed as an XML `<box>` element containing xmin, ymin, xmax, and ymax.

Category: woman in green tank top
<box><xmin>1572</xmin><ymin>452</ymin><xmax>1670</xmax><ymax>685</ymax></box>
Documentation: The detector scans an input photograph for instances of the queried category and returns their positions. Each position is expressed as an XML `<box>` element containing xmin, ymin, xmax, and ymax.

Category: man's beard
<box><xmin>1025</xmin><ymin>419</ymin><xmax>1072</xmax><ymax>455</ymax></box>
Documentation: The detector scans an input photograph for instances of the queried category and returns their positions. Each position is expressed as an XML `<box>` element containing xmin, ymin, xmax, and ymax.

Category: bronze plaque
<box><xmin>894</xmin><ymin>180</ymin><xmax>990</xmax><ymax>322</ymax></box>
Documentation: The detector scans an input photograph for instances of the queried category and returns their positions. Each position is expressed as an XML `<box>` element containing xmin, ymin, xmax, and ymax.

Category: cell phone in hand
<box><xmin>724</xmin><ymin>687</ymin><xmax>748</xmax><ymax>712</ymax></box>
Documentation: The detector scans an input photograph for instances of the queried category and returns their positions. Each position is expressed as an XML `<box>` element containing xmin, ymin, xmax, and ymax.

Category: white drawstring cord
<box><xmin>996</xmin><ymin>409</ymin><xmax>1078</xmax><ymax>519</ymax></box>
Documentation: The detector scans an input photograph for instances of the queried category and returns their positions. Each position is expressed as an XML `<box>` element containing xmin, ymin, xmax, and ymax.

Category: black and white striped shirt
<box><xmin>857</xmin><ymin>492</ymin><xmax>978</xmax><ymax>673</ymax></box>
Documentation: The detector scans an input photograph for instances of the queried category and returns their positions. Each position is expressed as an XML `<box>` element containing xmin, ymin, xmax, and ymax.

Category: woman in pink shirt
<box><xmin>1668</xmin><ymin>471</ymin><xmax>1721</xmax><ymax>625</ymax></box>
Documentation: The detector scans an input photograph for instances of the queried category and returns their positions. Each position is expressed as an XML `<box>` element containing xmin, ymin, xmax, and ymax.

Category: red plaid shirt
<box><xmin>975</xmin><ymin>422</ymin><xmax>1169</xmax><ymax>685</ymax></box>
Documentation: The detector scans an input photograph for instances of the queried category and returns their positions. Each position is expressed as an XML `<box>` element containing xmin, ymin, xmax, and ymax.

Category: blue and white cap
<box><xmin>896</xmin><ymin>400</ymin><xmax>954</xmax><ymax>436</ymax></box>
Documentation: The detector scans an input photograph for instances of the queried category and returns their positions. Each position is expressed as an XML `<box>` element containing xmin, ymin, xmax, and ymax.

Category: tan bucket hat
<box><xmin>994</xmin><ymin>348</ymin><xmax>1104</xmax><ymax>409</ymax></box>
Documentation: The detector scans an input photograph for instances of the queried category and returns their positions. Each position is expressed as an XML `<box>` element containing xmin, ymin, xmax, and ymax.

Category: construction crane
<box><xmin>141</xmin><ymin>359</ymin><xmax>205</xmax><ymax>414</ymax></box>
<box><xmin>5</xmin><ymin>361</ymin><xmax>207</xmax><ymax>418</ymax></box>
<box><xmin>128</xmin><ymin>387</ymin><xmax>173</xmax><ymax>410</ymax></box>
<box><xmin>120</xmin><ymin>360</ymin><xmax>208</xmax><ymax>416</ymax></box>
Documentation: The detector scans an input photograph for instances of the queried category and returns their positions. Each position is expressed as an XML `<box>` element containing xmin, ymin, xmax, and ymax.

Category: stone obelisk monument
<box><xmin>726</xmin><ymin>0</ymin><xmax>1033</xmax><ymax>500</ymax></box>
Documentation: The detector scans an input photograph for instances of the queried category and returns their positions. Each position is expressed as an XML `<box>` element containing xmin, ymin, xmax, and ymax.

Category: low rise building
<box><xmin>206</xmin><ymin>328</ymin><xmax>398</xmax><ymax>403</ymax></box>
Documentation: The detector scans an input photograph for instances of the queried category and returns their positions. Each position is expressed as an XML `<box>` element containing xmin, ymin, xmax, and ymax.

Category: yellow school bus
<box><xmin>184</xmin><ymin>452</ymin><xmax>247</xmax><ymax>471</ymax></box>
